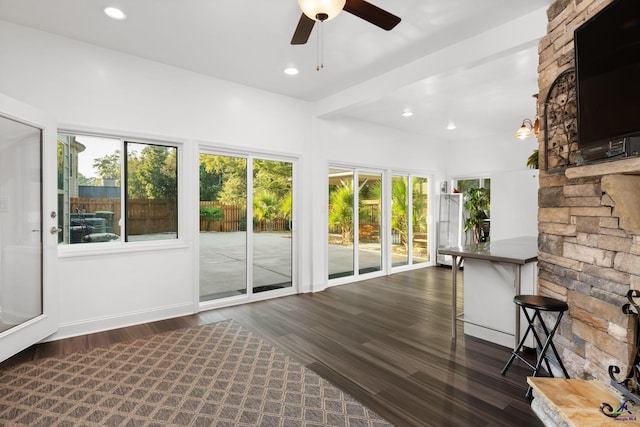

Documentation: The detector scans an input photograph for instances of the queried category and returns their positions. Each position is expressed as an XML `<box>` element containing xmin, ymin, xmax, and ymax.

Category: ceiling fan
<box><xmin>291</xmin><ymin>0</ymin><xmax>401</xmax><ymax>45</ymax></box>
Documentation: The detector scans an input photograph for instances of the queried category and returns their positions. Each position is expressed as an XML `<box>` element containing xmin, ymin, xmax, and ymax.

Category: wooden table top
<box><xmin>438</xmin><ymin>236</ymin><xmax>538</xmax><ymax>265</ymax></box>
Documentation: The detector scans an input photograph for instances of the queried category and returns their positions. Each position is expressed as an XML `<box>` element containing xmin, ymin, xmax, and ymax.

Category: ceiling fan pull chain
<box><xmin>317</xmin><ymin>20</ymin><xmax>324</xmax><ymax>71</ymax></box>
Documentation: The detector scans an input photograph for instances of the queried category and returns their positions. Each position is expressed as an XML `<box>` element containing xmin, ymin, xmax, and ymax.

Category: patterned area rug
<box><xmin>0</xmin><ymin>320</ymin><xmax>392</xmax><ymax>426</ymax></box>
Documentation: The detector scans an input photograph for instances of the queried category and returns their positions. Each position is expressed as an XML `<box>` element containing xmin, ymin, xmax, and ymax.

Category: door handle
<box><xmin>50</xmin><ymin>227</ymin><xmax>62</xmax><ymax>234</ymax></box>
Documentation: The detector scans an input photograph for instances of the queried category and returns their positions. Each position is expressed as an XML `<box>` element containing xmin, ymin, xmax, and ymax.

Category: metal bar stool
<box><xmin>501</xmin><ymin>295</ymin><xmax>570</xmax><ymax>399</ymax></box>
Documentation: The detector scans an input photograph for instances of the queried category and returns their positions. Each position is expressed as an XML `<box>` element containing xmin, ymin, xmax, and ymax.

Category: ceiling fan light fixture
<box><xmin>298</xmin><ymin>0</ymin><xmax>346</xmax><ymax>21</ymax></box>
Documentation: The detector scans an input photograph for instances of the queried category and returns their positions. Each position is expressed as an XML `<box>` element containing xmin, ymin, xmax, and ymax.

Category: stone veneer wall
<box><xmin>537</xmin><ymin>0</ymin><xmax>640</xmax><ymax>381</ymax></box>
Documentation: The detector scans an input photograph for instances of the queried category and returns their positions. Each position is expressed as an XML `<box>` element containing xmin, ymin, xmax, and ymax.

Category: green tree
<box><xmin>279</xmin><ymin>192</ymin><xmax>293</xmax><ymax>224</ymax></box>
<box><xmin>328</xmin><ymin>180</ymin><xmax>364</xmax><ymax>243</ymax></box>
<box><xmin>199</xmin><ymin>205</ymin><xmax>224</xmax><ymax>231</ymax></box>
<box><xmin>527</xmin><ymin>149</ymin><xmax>539</xmax><ymax>169</ymax></box>
<box><xmin>411</xmin><ymin>177</ymin><xmax>428</xmax><ymax>234</ymax></box>
<box><xmin>127</xmin><ymin>145</ymin><xmax>177</xmax><ymax>199</ymax></box>
<box><xmin>92</xmin><ymin>150</ymin><xmax>121</xmax><ymax>185</ymax></box>
<box><xmin>199</xmin><ymin>158</ymin><xmax>222</xmax><ymax>201</ymax></box>
<box><xmin>200</xmin><ymin>155</ymin><xmax>247</xmax><ymax>205</ymax></box>
<box><xmin>371</xmin><ymin>177</ymin><xmax>427</xmax><ymax>249</ymax></box>
<box><xmin>77</xmin><ymin>173</ymin><xmax>97</xmax><ymax>186</ymax></box>
<box><xmin>390</xmin><ymin>178</ymin><xmax>409</xmax><ymax>246</ymax></box>
<box><xmin>456</xmin><ymin>179</ymin><xmax>479</xmax><ymax>194</ymax></box>
<box><xmin>253</xmin><ymin>190</ymin><xmax>279</xmax><ymax>231</ymax></box>
<box><xmin>253</xmin><ymin>159</ymin><xmax>292</xmax><ymax>201</ymax></box>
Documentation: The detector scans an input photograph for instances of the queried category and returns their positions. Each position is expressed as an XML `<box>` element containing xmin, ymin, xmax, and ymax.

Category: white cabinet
<box><xmin>463</xmin><ymin>258</ymin><xmax>537</xmax><ymax>348</ymax></box>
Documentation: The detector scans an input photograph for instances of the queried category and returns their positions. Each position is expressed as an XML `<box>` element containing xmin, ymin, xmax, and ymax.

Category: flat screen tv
<box><xmin>574</xmin><ymin>0</ymin><xmax>640</xmax><ymax>151</ymax></box>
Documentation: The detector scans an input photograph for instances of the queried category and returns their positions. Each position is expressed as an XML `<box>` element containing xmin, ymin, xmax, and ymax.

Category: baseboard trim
<box><xmin>44</xmin><ymin>302</ymin><xmax>194</xmax><ymax>342</ymax></box>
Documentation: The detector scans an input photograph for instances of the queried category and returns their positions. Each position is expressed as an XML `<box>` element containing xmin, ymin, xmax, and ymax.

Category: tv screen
<box><xmin>574</xmin><ymin>0</ymin><xmax>640</xmax><ymax>148</ymax></box>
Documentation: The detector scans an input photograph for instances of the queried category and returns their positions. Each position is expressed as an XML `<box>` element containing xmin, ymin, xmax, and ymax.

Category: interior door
<box><xmin>0</xmin><ymin>93</ymin><xmax>58</xmax><ymax>362</ymax></box>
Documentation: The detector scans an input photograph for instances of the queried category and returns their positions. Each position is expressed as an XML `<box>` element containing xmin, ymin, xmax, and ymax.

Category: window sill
<box><xmin>57</xmin><ymin>239</ymin><xmax>189</xmax><ymax>259</ymax></box>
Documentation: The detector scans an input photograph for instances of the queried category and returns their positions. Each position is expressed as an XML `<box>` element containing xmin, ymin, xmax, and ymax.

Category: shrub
<box><xmin>200</xmin><ymin>205</ymin><xmax>224</xmax><ymax>220</ymax></box>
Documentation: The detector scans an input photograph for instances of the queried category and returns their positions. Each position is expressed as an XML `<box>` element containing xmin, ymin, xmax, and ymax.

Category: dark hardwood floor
<box><xmin>2</xmin><ymin>267</ymin><xmax>543</xmax><ymax>427</ymax></box>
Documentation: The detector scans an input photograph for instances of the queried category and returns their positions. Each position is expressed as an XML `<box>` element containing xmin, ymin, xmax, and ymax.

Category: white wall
<box><xmin>0</xmin><ymin>20</ymin><xmax>315</xmax><ymax>339</ymax></box>
<box><xmin>444</xmin><ymin>134</ymin><xmax>539</xmax><ymax>242</ymax></box>
<box><xmin>0</xmin><ymin>21</ymin><xmax>311</xmax><ymax>150</ymax></box>
<box><xmin>445</xmin><ymin>134</ymin><xmax>538</xmax><ymax>178</ymax></box>
<box><xmin>0</xmin><ymin>18</ymin><xmax>535</xmax><ymax>340</ymax></box>
<box><xmin>311</xmin><ymin>117</ymin><xmax>447</xmax><ymax>289</ymax></box>
<box><xmin>490</xmin><ymin>169</ymin><xmax>539</xmax><ymax>241</ymax></box>
<box><xmin>0</xmin><ymin>20</ymin><xmax>448</xmax><ymax>340</ymax></box>
<box><xmin>322</xmin><ymin>117</ymin><xmax>446</xmax><ymax>171</ymax></box>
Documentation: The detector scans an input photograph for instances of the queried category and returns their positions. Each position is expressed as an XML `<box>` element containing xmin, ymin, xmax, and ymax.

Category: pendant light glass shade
<box><xmin>515</xmin><ymin>122</ymin><xmax>532</xmax><ymax>139</ymax></box>
<box><xmin>515</xmin><ymin>118</ymin><xmax>539</xmax><ymax>140</ymax></box>
<box><xmin>298</xmin><ymin>0</ymin><xmax>346</xmax><ymax>21</ymax></box>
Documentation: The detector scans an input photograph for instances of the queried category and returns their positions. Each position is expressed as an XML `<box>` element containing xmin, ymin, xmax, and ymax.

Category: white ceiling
<box><xmin>0</xmin><ymin>0</ymin><xmax>551</xmax><ymax>141</ymax></box>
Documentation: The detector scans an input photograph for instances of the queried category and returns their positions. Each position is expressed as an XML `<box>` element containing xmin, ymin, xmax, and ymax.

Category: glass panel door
<box><xmin>358</xmin><ymin>171</ymin><xmax>382</xmax><ymax>274</ymax></box>
<box><xmin>199</xmin><ymin>153</ymin><xmax>295</xmax><ymax>302</ymax></box>
<box><xmin>391</xmin><ymin>175</ymin><xmax>409</xmax><ymax>267</ymax></box>
<box><xmin>0</xmin><ymin>118</ymin><xmax>42</xmax><ymax>333</ymax></box>
<box><xmin>412</xmin><ymin>176</ymin><xmax>429</xmax><ymax>264</ymax></box>
<box><xmin>252</xmin><ymin>158</ymin><xmax>293</xmax><ymax>294</ymax></box>
<box><xmin>199</xmin><ymin>154</ymin><xmax>247</xmax><ymax>301</ymax></box>
<box><xmin>390</xmin><ymin>173</ymin><xmax>430</xmax><ymax>270</ymax></box>
<box><xmin>328</xmin><ymin>168</ymin><xmax>354</xmax><ymax>279</ymax></box>
<box><xmin>0</xmin><ymin>94</ymin><xmax>58</xmax><ymax>363</ymax></box>
<box><xmin>329</xmin><ymin>167</ymin><xmax>431</xmax><ymax>279</ymax></box>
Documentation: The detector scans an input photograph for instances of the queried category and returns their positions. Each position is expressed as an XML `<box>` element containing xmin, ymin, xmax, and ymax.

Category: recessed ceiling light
<box><xmin>447</xmin><ymin>121</ymin><xmax>456</xmax><ymax>130</ymax></box>
<box><xmin>284</xmin><ymin>67</ymin><xmax>299</xmax><ymax>75</ymax></box>
<box><xmin>402</xmin><ymin>111</ymin><xmax>413</xmax><ymax>117</ymax></box>
<box><xmin>104</xmin><ymin>7</ymin><xmax>126</xmax><ymax>20</ymax></box>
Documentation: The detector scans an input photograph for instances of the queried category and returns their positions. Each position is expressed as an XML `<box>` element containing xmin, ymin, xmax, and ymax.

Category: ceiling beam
<box><xmin>314</xmin><ymin>6</ymin><xmax>549</xmax><ymax>118</ymax></box>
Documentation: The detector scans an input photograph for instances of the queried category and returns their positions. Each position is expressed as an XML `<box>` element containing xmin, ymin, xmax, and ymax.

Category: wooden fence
<box><xmin>70</xmin><ymin>198</ymin><xmax>176</xmax><ymax>236</ymax></box>
<box><xmin>70</xmin><ymin>198</ymin><xmax>289</xmax><ymax>235</ymax></box>
<box><xmin>199</xmin><ymin>201</ymin><xmax>290</xmax><ymax>232</ymax></box>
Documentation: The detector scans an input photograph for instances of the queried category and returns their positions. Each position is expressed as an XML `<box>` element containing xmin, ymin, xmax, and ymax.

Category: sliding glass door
<box><xmin>328</xmin><ymin>169</ymin><xmax>354</xmax><ymax>279</ymax></box>
<box><xmin>411</xmin><ymin>176</ymin><xmax>429</xmax><ymax>264</ymax></box>
<box><xmin>391</xmin><ymin>175</ymin><xmax>409</xmax><ymax>267</ymax></box>
<box><xmin>329</xmin><ymin>167</ymin><xmax>431</xmax><ymax>281</ymax></box>
<box><xmin>328</xmin><ymin>167</ymin><xmax>384</xmax><ymax>281</ymax></box>
<box><xmin>358</xmin><ymin>171</ymin><xmax>382</xmax><ymax>274</ymax></box>
<box><xmin>199</xmin><ymin>152</ymin><xmax>294</xmax><ymax>303</ymax></box>
<box><xmin>199</xmin><ymin>154</ymin><xmax>247</xmax><ymax>301</ymax></box>
<box><xmin>252</xmin><ymin>159</ymin><xmax>292</xmax><ymax>294</ymax></box>
<box><xmin>390</xmin><ymin>174</ymin><xmax>430</xmax><ymax>269</ymax></box>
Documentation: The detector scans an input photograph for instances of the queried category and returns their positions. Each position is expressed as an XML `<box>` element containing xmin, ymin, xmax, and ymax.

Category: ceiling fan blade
<box><xmin>291</xmin><ymin>13</ymin><xmax>316</xmax><ymax>45</ymax></box>
<box><xmin>343</xmin><ymin>0</ymin><xmax>401</xmax><ymax>31</ymax></box>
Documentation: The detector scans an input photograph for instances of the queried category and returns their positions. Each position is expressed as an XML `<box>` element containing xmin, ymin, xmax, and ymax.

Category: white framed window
<box><xmin>57</xmin><ymin>132</ymin><xmax>179</xmax><ymax>246</ymax></box>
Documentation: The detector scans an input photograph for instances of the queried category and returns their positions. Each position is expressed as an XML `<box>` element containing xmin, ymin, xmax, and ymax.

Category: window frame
<box><xmin>57</xmin><ymin>129</ymin><xmax>186</xmax><ymax>257</ymax></box>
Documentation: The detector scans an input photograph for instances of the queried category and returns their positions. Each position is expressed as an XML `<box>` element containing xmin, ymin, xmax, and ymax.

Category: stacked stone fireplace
<box><xmin>537</xmin><ymin>0</ymin><xmax>640</xmax><ymax>382</ymax></box>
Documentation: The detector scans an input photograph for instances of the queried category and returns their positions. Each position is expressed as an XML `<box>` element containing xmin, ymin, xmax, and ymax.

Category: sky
<box><xmin>75</xmin><ymin>135</ymin><xmax>120</xmax><ymax>178</ymax></box>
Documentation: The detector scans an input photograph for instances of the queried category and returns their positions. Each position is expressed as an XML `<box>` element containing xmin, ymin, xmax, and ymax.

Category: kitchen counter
<box><xmin>439</xmin><ymin>236</ymin><xmax>538</xmax><ymax>347</ymax></box>
<box><xmin>438</xmin><ymin>236</ymin><xmax>537</xmax><ymax>264</ymax></box>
